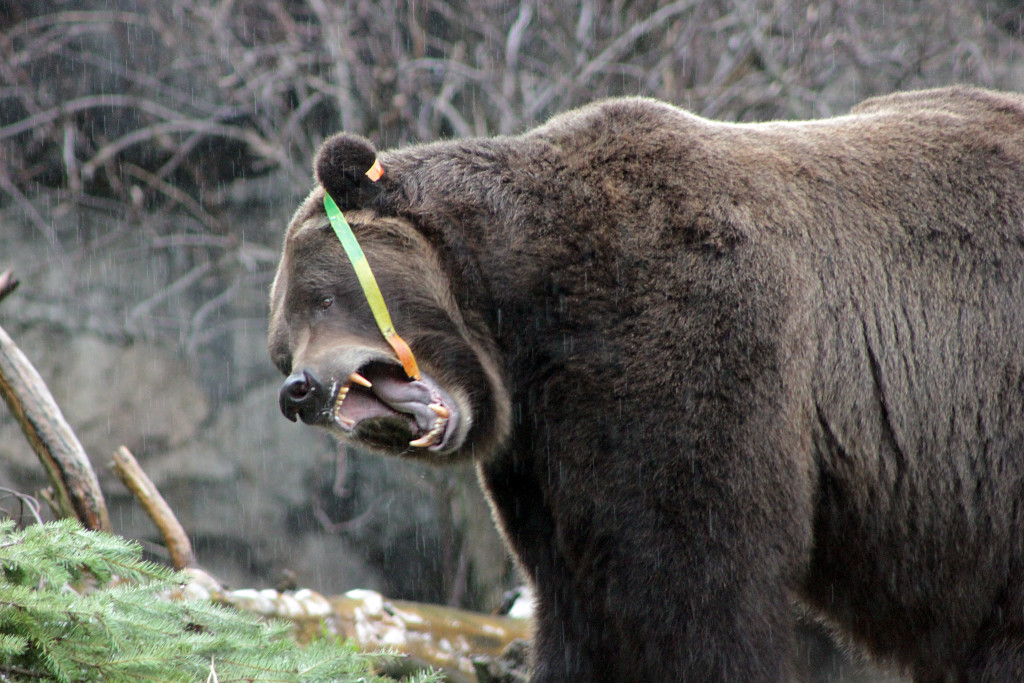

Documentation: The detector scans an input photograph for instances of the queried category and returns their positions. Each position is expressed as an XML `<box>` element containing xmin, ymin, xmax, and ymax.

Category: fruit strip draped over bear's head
<box><xmin>268</xmin><ymin>86</ymin><xmax>1024</xmax><ymax>682</ymax></box>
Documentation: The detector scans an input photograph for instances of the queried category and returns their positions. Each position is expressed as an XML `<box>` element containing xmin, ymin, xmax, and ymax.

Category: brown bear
<box><xmin>268</xmin><ymin>86</ymin><xmax>1024</xmax><ymax>681</ymax></box>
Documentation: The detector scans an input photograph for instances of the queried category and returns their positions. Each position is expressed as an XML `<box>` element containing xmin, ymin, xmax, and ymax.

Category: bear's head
<box><xmin>268</xmin><ymin>134</ymin><xmax>510</xmax><ymax>462</ymax></box>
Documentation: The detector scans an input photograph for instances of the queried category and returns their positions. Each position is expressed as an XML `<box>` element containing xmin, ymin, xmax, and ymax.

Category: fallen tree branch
<box><xmin>110</xmin><ymin>445</ymin><xmax>195</xmax><ymax>570</ymax></box>
<box><xmin>0</xmin><ymin>317</ymin><xmax>110</xmax><ymax>531</ymax></box>
<box><xmin>0</xmin><ymin>270</ymin><xmax>19</xmax><ymax>304</ymax></box>
<box><xmin>202</xmin><ymin>584</ymin><xmax>532</xmax><ymax>683</ymax></box>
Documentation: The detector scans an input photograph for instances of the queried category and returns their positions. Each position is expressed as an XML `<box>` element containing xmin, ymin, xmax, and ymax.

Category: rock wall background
<box><xmin>0</xmin><ymin>2</ymin><xmax>1022</xmax><ymax>669</ymax></box>
<box><xmin>0</xmin><ymin>194</ymin><xmax>510</xmax><ymax>606</ymax></box>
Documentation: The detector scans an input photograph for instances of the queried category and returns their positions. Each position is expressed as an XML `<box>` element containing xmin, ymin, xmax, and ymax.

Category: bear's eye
<box><xmin>318</xmin><ymin>296</ymin><xmax>334</xmax><ymax>311</ymax></box>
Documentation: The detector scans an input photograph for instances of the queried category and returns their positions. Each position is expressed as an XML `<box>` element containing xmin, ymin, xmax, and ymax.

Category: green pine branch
<box><xmin>0</xmin><ymin>519</ymin><xmax>440</xmax><ymax>683</ymax></box>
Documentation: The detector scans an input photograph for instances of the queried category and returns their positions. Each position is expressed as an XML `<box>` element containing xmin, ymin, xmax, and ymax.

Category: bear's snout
<box><xmin>279</xmin><ymin>369</ymin><xmax>324</xmax><ymax>423</ymax></box>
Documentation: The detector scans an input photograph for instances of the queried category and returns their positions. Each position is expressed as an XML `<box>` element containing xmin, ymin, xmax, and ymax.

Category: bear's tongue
<box><xmin>334</xmin><ymin>363</ymin><xmax>451</xmax><ymax>447</ymax></box>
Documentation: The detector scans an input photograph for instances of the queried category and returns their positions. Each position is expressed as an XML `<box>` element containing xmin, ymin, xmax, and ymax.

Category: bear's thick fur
<box><xmin>268</xmin><ymin>86</ymin><xmax>1024</xmax><ymax>681</ymax></box>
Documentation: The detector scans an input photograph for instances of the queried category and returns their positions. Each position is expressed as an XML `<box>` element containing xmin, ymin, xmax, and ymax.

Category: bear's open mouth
<box><xmin>332</xmin><ymin>360</ymin><xmax>457</xmax><ymax>452</ymax></box>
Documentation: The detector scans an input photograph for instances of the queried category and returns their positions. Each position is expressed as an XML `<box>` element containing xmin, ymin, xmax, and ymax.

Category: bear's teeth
<box><xmin>409</xmin><ymin>432</ymin><xmax>435</xmax><ymax>448</ymax></box>
<box><xmin>409</xmin><ymin>413</ymin><xmax>447</xmax><ymax>448</ymax></box>
<box><xmin>349</xmin><ymin>372</ymin><xmax>372</xmax><ymax>388</ymax></box>
<box><xmin>429</xmin><ymin>403</ymin><xmax>450</xmax><ymax>419</ymax></box>
<box><xmin>334</xmin><ymin>384</ymin><xmax>352</xmax><ymax>426</ymax></box>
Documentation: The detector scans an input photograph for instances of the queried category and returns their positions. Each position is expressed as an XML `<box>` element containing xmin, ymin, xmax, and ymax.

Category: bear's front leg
<box><xmin>528</xmin><ymin>492</ymin><xmax>807</xmax><ymax>682</ymax></box>
<box><xmin>481</xmin><ymin>381</ymin><xmax>814</xmax><ymax>681</ymax></box>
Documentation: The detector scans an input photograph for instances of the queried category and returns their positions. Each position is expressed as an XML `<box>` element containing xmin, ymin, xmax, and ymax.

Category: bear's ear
<box><xmin>314</xmin><ymin>133</ymin><xmax>384</xmax><ymax>210</ymax></box>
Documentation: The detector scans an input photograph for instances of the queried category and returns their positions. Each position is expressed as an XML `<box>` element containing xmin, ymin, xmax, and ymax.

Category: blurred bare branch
<box><xmin>4</xmin><ymin>0</ymin><xmax>1020</xmax><ymax>202</ymax></box>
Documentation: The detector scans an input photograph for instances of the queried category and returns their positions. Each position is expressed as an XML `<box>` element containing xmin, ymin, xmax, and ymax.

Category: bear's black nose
<box><xmin>279</xmin><ymin>369</ymin><xmax>322</xmax><ymax>423</ymax></box>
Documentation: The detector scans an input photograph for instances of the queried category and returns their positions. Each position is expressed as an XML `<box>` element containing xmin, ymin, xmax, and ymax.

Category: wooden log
<box><xmin>0</xmin><ymin>319</ymin><xmax>110</xmax><ymax>531</ymax></box>
<box><xmin>205</xmin><ymin>582</ymin><xmax>532</xmax><ymax>683</ymax></box>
